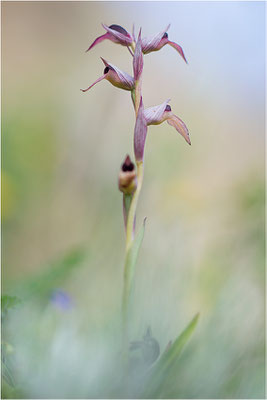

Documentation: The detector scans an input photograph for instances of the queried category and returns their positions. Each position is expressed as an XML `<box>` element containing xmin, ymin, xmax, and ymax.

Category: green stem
<box><xmin>126</xmin><ymin>161</ymin><xmax>143</xmax><ymax>250</ymax></box>
<box><xmin>122</xmin><ymin>161</ymin><xmax>144</xmax><ymax>352</ymax></box>
<box><xmin>123</xmin><ymin>194</ymin><xmax>132</xmax><ymax>230</ymax></box>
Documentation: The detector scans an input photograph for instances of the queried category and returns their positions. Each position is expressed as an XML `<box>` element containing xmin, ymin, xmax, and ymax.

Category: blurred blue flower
<box><xmin>50</xmin><ymin>289</ymin><xmax>73</xmax><ymax>311</ymax></box>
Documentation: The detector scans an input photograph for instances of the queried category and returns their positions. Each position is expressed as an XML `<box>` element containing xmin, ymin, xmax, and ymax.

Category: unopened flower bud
<box><xmin>118</xmin><ymin>155</ymin><xmax>137</xmax><ymax>194</ymax></box>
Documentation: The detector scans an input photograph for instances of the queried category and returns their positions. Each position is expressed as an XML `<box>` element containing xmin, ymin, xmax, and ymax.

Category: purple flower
<box><xmin>134</xmin><ymin>97</ymin><xmax>148</xmax><ymax>162</ymax></box>
<box><xmin>86</xmin><ymin>24</ymin><xmax>133</xmax><ymax>51</ymax></box>
<box><xmin>141</xmin><ymin>24</ymin><xmax>187</xmax><ymax>63</ymax></box>
<box><xmin>81</xmin><ymin>58</ymin><xmax>135</xmax><ymax>92</ymax></box>
<box><xmin>144</xmin><ymin>100</ymin><xmax>191</xmax><ymax>145</ymax></box>
<box><xmin>50</xmin><ymin>289</ymin><xmax>73</xmax><ymax>311</ymax></box>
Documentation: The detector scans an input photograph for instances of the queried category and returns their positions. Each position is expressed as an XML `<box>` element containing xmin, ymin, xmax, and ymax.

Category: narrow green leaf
<box><xmin>125</xmin><ymin>217</ymin><xmax>146</xmax><ymax>290</ymax></box>
<box><xmin>123</xmin><ymin>193</ymin><xmax>133</xmax><ymax>230</ymax></box>
<box><xmin>142</xmin><ymin>313</ymin><xmax>199</xmax><ymax>397</ymax></box>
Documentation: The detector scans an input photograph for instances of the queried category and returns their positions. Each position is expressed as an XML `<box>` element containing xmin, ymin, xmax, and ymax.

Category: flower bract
<box><xmin>134</xmin><ymin>97</ymin><xmax>148</xmax><ymax>162</ymax></box>
<box><xmin>133</xmin><ymin>29</ymin><xmax>143</xmax><ymax>81</ymax></box>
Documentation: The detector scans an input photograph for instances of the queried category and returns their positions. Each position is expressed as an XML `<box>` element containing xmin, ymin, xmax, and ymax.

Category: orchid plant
<box><xmin>82</xmin><ymin>23</ymin><xmax>198</xmax><ymax>395</ymax></box>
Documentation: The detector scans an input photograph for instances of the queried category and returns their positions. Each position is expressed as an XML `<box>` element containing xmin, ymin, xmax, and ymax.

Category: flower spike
<box><xmin>134</xmin><ymin>97</ymin><xmax>148</xmax><ymax>162</ymax></box>
<box><xmin>144</xmin><ymin>101</ymin><xmax>191</xmax><ymax>145</ymax></box>
<box><xmin>81</xmin><ymin>58</ymin><xmax>135</xmax><ymax>92</ymax></box>
<box><xmin>141</xmin><ymin>24</ymin><xmax>187</xmax><ymax>63</ymax></box>
<box><xmin>133</xmin><ymin>29</ymin><xmax>143</xmax><ymax>81</ymax></box>
<box><xmin>86</xmin><ymin>23</ymin><xmax>133</xmax><ymax>51</ymax></box>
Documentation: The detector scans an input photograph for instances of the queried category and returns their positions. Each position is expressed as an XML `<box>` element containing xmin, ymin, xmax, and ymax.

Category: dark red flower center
<box><xmin>109</xmin><ymin>24</ymin><xmax>128</xmax><ymax>36</ymax></box>
<box><xmin>162</xmin><ymin>32</ymin><xmax>168</xmax><ymax>39</ymax></box>
<box><xmin>122</xmin><ymin>163</ymin><xmax>134</xmax><ymax>172</ymax></box>
<box><xmin>122</xmin><ymin>156</ymin><xmax>135</xmax><ymax>172</ymax></box>
<box><xmin>165</xmin><ymin>105</ymin><xmax>171</xmax><ymax>112</ymax></box>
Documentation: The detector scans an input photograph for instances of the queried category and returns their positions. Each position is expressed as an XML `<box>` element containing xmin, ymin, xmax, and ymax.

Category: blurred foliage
<box><xmin>10</xmin><ymin>247</ymin><xmax>87</xmax><ymax>301</ymax></box>
<box><xmin>1</xmin><ymin>295</ymin><xmax>21</xmax><ymax>319</ymax></box>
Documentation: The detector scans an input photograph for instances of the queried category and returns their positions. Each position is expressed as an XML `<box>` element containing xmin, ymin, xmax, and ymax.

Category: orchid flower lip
<box><xmin>167</xmin><ymin>41</ymin><xmax>188</xmax><ymax>64</ymax></box>
<box><xmin>80</xmin><ymin>74</ymin><xmax>106</xmax><ymax>92</ymax></box>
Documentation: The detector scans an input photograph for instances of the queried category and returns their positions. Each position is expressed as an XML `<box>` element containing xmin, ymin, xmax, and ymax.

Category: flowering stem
<box><xmin>122</xmin><ymin>161</ymin><xmax>144</xmax><ymax>355</ymax></box>
<box><xmin>123</xmin><ymin>194</ymin><xmax>132</xmax><ymax>232</ymax></box>
<box><xmin>121</xmin><ymin>34</ymin><xmax>144</xmax><ymax>364</ymax></box>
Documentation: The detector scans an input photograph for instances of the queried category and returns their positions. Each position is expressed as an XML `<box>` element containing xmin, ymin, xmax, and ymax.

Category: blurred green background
<box><xmin>2</xmin><ymin>1</ymin><xmax>265</xmax><ymax>398</ymax></box>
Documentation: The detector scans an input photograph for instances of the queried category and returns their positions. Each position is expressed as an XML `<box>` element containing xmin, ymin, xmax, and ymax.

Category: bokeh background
<box><xmin>2</xmin><ymin>1</ymin><xmax>265</xmax><ymax>399</ymax></box>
